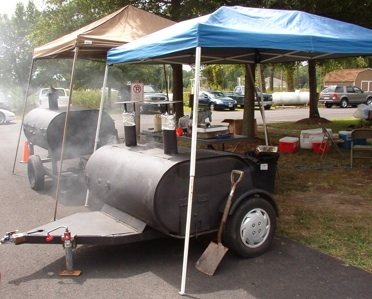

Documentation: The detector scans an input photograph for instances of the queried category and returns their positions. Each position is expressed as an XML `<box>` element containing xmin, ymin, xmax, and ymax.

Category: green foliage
<box><xmin>71</xmin><ymin>89</ymin><xmax>101</xmax><ymax>109</ymax></box>
<box><xmin>71</xmin><ymin>88</ymin><xmax>120</xmax><ymax>109</ymax></box>
<box><xmin>0</xmin><ymin>2</ymin><xmax>39</xmax><ymax>90</ymax></box>
<box><xmin>109</xmin><ymin>64</ymin><xmax>171</xmax><ymax>91</ymax></box>
<box><xmin>203</xmin><ymin>64</ymin><xmax>244</xmax><ymax>90</ymax></box>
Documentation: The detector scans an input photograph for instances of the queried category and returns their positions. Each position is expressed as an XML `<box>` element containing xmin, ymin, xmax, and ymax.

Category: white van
<box><xmin>39</xmin><ymin>88</ymin><xmax>69</xmax><ymax>108</ymax></box>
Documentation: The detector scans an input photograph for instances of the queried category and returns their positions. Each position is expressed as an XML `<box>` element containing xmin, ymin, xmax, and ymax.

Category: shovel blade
<box><xmin>195</xmin><ymin>242</ymin><xmax>229</xmax><ymax>276</ymax></box>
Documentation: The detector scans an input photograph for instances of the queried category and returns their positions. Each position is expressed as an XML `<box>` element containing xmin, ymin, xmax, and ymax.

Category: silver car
<box><xmin>319</xmin><ymin>85</ymin><xmax>372</xmax><ymax>108</ymax></box>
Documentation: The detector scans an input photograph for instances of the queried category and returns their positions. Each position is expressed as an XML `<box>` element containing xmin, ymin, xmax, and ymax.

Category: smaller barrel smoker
<box><xmin>23</xmin><ymin>107</ymin><xmax>118</xmax><ymax>190</ymax></box>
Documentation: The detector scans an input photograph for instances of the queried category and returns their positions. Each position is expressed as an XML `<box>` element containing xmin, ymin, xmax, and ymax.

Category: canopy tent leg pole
<box><xmin>163</xmin><ymin>64</ymin><xmax>170</xmax><ymax>111</ymax></box>
<box><xmin>12</xmin><ymin>59</ymin><xmax>35</xmax><ymax>174</ymax></box>
<box><xmin>53</xmin><ymin>47</ymin><xmax>79</xmax><ymax>221</ymax></box>
<box><xmin>84</xmin><ymin>64</ymin><xmax>109</xmax><ymax>207</ymax></box>
<box><xmin>179</xmin><ymin>46</ymin><xmax>201</xmax><ymax>296</ymax></box>
<box><xmin>249</xmin><ymin>63</ymin><xmax>268</xmax><ymax>145</ymax></box>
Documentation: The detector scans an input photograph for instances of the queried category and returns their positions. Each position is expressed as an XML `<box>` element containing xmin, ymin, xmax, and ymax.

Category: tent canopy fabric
<box><xmin>33</xmin><ymin>5</ymin><xmax>175</xmax><ymax>60</ymax></box>
<box><xmin>107</xmin><ymin>6</ymin><xmax>372</xmax><ymax>65</ymax></box>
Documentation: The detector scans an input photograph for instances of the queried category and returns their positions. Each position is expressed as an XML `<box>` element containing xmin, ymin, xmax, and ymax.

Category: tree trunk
<box><xmin>308</xmin><ymin>60</ymin><xmax>320</xmax><ymax>118</ymax></box>
<box><xmin>269</xmin><ymin>65</ymin><xmax>275</xmax><ymax>92</ymax></box>
<box><xmin>171</xmin><ymin>64</ymin><xmax>184</xmax><ymax>121</ymax></box>
<box><xmin>260</xmin><ymin>65</ymin><xmax>266</xmax><ymax>92</ymax></box>
<box><xmin>242</xmin><ymin>64</ymin><xmax>256</xmax><ymax>138</ymax></box>
<box><xmin>285</xmin><ymin>63</ymin><xmax>295</xmax><ymax>91</ymax></box>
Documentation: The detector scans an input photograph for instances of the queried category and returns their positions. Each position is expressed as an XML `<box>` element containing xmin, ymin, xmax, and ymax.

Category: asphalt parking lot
<box><xmin>1</xmin><ymin>120</ymin><xmax>371</xmax><ymax>299</ymax></box>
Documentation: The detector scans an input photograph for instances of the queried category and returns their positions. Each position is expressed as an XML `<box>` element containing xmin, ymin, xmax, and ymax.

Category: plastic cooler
<box><xmin>338</xmin><ymin>130</ymin><xmax>367</xmax><ymax>149</ymax></box>
<box><xmin>338</xmin><ymin>131</ymin><xmax>352</xmax><ymax>149</ymax></box>
<box><xmin>279</xmin><ymin>137</ymin><xmax>299</xmax><ymax>153</ymax></box>
<box><xmin>300</xmin><ymin>128</ymin><xmax>332</xmax><ymax>149</ymax></box>
<box><xmin>311</xmin><ymin>140</ymin><xmax>329</xmax><ymax>154</ymax></box>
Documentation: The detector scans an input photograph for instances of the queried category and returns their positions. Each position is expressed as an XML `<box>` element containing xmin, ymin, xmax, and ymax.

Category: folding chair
<box><xmin>350</xmin><ymin>128</ymin><xmax>372</xmax><ymax>168</ymax></box>
<box><xmin>319</xmin><ymin>126</ymin><xmax>343</xmax><ymax>159</ymax></box>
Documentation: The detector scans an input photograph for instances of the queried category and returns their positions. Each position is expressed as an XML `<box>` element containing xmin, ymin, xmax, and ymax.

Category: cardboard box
<box><xmin>222</xmin><ymin>119</ymin><xmax>257</xmax><ymax>135</ymax></box>
<box><xmin>279</xmin><ymin>137</ymin><xmax>299</xmax><ymax>153</ymax></box>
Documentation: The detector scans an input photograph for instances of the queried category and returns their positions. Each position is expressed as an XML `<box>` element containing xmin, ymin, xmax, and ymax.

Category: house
<box><xmin>265</xmin><ymin>77</ymin><xmax>287</xmax><ymax>90</ymax></box>
<box><xmin>323</xmin><ymin>68</ymin><xmax>372</xmax><ymax>91</ymax></box>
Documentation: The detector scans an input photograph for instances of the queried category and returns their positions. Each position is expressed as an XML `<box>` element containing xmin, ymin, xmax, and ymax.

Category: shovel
<box><xmin>195</xmin><ymin>169</ymin><xmax>244</xmax><ymax>276</ymax></box>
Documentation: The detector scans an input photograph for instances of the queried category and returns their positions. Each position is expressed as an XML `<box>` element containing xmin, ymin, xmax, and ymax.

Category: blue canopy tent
<box><xmin>107</xmin><ymin>6</ymin><xmax>372</xmax><ymax>65</ymax></box>
<box><xmin>104</xmin><ymin>6</ymin><xmax>372</xmax><ymax>294</ymax></box>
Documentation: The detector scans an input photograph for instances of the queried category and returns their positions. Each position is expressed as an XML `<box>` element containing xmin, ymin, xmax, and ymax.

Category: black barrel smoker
<box><xmin>23</xmin><ymin>107</ymin><xmax>118</xmax><ymax>190</ymax></box>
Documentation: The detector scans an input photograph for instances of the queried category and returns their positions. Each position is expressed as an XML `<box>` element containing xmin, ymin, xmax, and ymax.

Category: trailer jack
<box><xmin>46</xmin><ymin>226</ymin><xmax>82</xmax><ymax>277</ymax></box>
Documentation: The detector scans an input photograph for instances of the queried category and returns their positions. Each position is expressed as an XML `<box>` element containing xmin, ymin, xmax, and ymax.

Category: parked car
<box><xmin>319</xmin><ymin>85</ymin><xmax>372</xmax><ymax>108</ymax></box>
<box><xmin>227</xmin><ymin>86</ymin><xmax>273</xmax><ymax>110</ymax></box>
<box><xmin>198</xmin><ymin>91</ymin><xmax>237</xmax><ymax>111</ymax></box>
<box><xmin>39</xmin><ymin>87</ymin><xmax>69</xmax><ymax>108</ymax></box>
<box><xmin>0</xmin><ymin>102</ymin><xmax>10</xmax><ymax>110</ymax></box>
<box><xmin>0</xmin><ymin>90</ymin><xmax>11</xmax><ymax>110</ymax></box>
<box><xmin>0</xmin><ymin>108</ymin><xmax>16</xmax><ymax>125</ymax></box>
<box><xmin>141</xmin><ymin>85</ymin><xmax>169</xmax><ymax>113</ymax></box>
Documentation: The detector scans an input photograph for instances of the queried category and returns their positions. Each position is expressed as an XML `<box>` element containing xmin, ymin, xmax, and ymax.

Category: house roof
<box><xmin>33</xmin><ymin>5</ymin><xmax>175</xmax><ymax>60</ymax></box>
<box><xmin>324</xmin><ymin>68</ymin><xmax>372</xmax><ymax>83</ymax></box>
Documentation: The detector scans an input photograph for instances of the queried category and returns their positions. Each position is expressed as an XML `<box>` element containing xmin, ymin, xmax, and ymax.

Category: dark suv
<box><xmin>319</xmin><ymin>85</ymin><xmax>372</xmax><ymax>108</ymax></box>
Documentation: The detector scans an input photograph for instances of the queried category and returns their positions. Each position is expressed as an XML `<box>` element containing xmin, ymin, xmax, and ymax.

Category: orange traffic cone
<box><xmin>20</xmin><ymin>141</ymin><xmax>30</xmax><ymax>163</ymax></box>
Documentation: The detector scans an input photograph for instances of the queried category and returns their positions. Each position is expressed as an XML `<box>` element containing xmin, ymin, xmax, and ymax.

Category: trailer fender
<box><xmin>229</xmin><ymin>189</ymin><xmax>279</xmax><ymax>217</ymax></box>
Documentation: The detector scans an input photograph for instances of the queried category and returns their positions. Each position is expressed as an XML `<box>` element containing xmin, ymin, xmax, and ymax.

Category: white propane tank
<box><xmin>272</xmin><ymin>91</ymin><xmax>309</xmax><ymax>106</ymax></box>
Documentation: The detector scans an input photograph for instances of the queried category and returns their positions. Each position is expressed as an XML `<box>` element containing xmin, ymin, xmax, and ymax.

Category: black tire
<box><xmin>340</xmin><ymin>98</ymin><xmax>348</xmax><ymax>108</ymax></box>
<box><xmin>264</xmin><ymin>105</ymin><xmax>271</xmax><ymax>110</ymax></box>
<box><xmin>325</xmin><ymin>103</ymin><xmax>332</xmax><ymax>108</ymax></box>
<box><xmin>27</xmin><ymin>155</ymin><xmax>45</xmax><ymax>190</ymax></box>
<box><xmin>0</xmin><ymin>112</ymin><xmax>5</xmax><ymax>124</ymax></box>
<box><xmin>229</xmin><ymin>106</ymin><xmax>236</xmax><ymax>111</ymax></box>
<box><xmin>224</xmin><ymin>197</ymin><xmax>276</xmax><ymax>258</ymax></box>
<box><xmin>366</xmin><ymin>98</ymin><xmax>372</xmax><ymax>106</ymax></box>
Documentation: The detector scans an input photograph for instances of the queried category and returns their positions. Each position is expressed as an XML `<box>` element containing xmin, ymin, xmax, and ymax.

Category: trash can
<box><xmin>247</xmin><ymin>146</ymin><xmax>279</xmax><ymax>193</ymax></box>
<box><xmin>123</xmin><ymin>112</ymin><xmax>136</xmax><ymax>146</ymax></box>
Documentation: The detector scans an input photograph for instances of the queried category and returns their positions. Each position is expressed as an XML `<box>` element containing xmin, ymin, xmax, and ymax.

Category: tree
<box><xmin>0</xmin><ymin>1</ymin><xmax>41</xmax><ymax>111</ymax></box>
<box><xmin>0</xmin><ymin>2</ymin><xmax>39</xmax><ymax>90</ymax></box>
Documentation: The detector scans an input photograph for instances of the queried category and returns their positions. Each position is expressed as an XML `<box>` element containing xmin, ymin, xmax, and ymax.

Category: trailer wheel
<box><xmin>224</xmin><ymin>197</ymin><xmax>276</xmax><ymax>258</ymax></box>
<box><xmin>28</xmin><ymin>155</ymin><xmax>45</xmax><ymax>190</ymax></box>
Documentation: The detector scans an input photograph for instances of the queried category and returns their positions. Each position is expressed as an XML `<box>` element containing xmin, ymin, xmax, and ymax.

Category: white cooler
<box><xmin>300</xmin><ymin>128</ymin><xmax>332</xmax><ymax>149</ymax></box>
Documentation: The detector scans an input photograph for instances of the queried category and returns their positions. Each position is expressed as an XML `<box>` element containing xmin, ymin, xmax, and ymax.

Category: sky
<box><xmin>0</xmin><ymin>0</ymin><xmax>44</xmax><ymax>16</ymax></box>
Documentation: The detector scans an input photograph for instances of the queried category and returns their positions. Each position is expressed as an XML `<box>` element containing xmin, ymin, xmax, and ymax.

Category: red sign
<box><xmin>132</xmin><ymin>84</ymin><xmax>142</xmax><ymax>94</ymax></box>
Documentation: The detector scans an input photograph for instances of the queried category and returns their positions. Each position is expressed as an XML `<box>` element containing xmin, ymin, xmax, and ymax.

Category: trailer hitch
<box><xmin>1</xmin><ymin>231</ymin><xmax>18</xmax><ymax>244</ymax></box>
<box><xmin>1</xmin><ymin>229</ymin><xmax>44</xmax><ymax>245</ymax></box>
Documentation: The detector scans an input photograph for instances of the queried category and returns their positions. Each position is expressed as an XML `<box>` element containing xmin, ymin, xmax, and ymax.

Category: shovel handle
<box><xmin>231</xmin><ymin>170</ymin><xmax>244</xmax><ymax>186</ymax></box>
<box><xmin>217</xmin><ymin>170</ymin><xmax>244</xmax><ymax>243</ymax></box>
